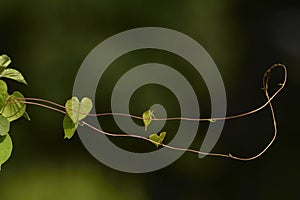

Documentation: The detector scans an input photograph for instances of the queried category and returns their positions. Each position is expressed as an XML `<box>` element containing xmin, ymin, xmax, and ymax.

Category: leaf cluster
<box><xmin>0</xmin><ymin>55</ymin><xmax>28</xmax><ymax>169</ymax></box>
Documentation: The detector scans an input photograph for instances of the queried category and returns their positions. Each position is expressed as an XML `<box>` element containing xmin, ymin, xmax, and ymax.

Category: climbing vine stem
<box><xmin>8</xmin><ymin>63</ymin><xmax>287</xmax><ymax>161</ymax></box>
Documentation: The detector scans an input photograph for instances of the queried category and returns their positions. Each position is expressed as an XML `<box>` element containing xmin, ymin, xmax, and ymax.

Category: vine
<box><xmin>0</xmin><ymin>54</ymin><xmax>287</xmax><ymax>170</ymax></box>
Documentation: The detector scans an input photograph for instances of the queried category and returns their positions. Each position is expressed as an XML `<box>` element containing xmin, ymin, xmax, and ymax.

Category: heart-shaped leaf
<box><xmin>0</xmin><ymin>80</ymin><xmax>8</xmax><ymax>109</ymax></box>
<box><xmin>143</xmin><ymin>109</ymin><xmax>154</xmax><ymax>131</ymax></box>
<box><xmin>0</xmin><ymin>115</ymin><xmax>10</xmax><ymax>136</ymax></box>
<box><xmin>0</xmin><ymin>55</ymin><xmax>11</xmax><ymax>68</ymax></box>
<box><xmin>0</xmin><ymin>68</ymin><xmax>28</xmax><ymax>85</ymax></box>
<box><xmin>149</xmin><ymin>132</ymin><xmax>166</xmax><ymax>148</ymax></box>
<box><xmin>1</xmin><ymin>91</ymin><xmax>26</xmax><ymax>122</ymax></box>
<box><xmin>63</xmin><ymin>115</ymin><xmax>78</xmax><ymax>139</ymax></box>
<box><xmin>65</xmin><ymin>97</ymin><xmax>93</xmax><ymax>124</ymax></box>
<box><xmin>0</xmin><ymin>134</ymin><xmax>13</xmax><ymax>170</ymax></box>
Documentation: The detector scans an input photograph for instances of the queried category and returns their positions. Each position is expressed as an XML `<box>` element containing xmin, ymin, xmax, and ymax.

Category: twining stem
<box><xmin>81</xmin><ymin>120</ymin><xmax>231</xmax><ymax>158</ymax></box>
<box><xmin>23</xmin><ymin>101</ymin><xmax>66</xmax><ymax>115</ymax></box>
<box><xmin>9</xmin><ymin>63</ymin><xmax>286</xmax><ymax>161</ymax></box>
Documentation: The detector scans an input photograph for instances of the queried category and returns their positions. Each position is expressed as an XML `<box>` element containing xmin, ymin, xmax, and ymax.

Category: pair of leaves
<box><xmin>0</xmin><ymin>55</ymin><xmax>28</xmax><ymax>122</ymax></box>
<box><xmin>63</xmin><ymin>97</ymin><xmax>93</xmax><ymax>139</ymax></box>
<box><xmin>142</xmin><ymin>109</ymin><xmax>167</xmax><ymax>147</ymax></box>
<box><xmin>0</xmin><ymin>55</ymin><xmax>27</xmax><ymax>85</ymax></box>
<box><xmin>149</xmin><ymin>132</ymin><xmax>166</xmax><ymax>148</ymax></box>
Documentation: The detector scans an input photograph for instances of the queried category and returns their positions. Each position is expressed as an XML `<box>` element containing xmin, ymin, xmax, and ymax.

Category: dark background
<box><xmin>0</xmin><ymin>1</ymin><xmax>298</xmax><ymax>199</ymax></box>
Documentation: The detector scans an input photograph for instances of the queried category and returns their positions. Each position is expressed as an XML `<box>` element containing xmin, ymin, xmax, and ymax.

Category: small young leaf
<box><xmin>65</xmin><ymin>97</ymin><xmax>93</xmax><ymax>123</ymax></box>
<box><xmin>0</xmin><ymin>80</ymin><xmax>8</xmax><ymax>109</ymax></box>
<box><xmin>0</xmin><ymin>134</ymin><xmax>13</xmax><ymax>170</ymax></box>
<box><xmin>149</xmin><ymin>132</ymin><xmax>166</xmax><ymax>148</ymax></box>
<box><xmin>22</xmin><ymin>111</ymin><xmax>31</xmax><ymax>121</ymax></box>
<box><xmin>149</xmin><ymin>134</ymin><xmax>160</xmax><ymax>147</ymax></box>
<box><xmin>0</xmin><ymin>55</ymin><xmax>11</xmax><ymax>68</ymax></box>
<box><xmin>143</xmin><ymin>110</ymin><xmax>154</xmax><ymax>131</ymax></box>
<box><xmin>63</xmin><ymin>115</ymin><xmax>78</xmax><ymax>139</ymax></box>
<box><xmin>158</xmin><ymin>132</ymin><xmax>166</xmax><ymax>142</ymax></box>
<box><xmin>208</xmin><ymin>119</ymin><xmax>216</xmax><ymax>122</ymax></box>
<box><xmin>0</xmin><ymin>115</ymin><xmax>10</xmax><ymax>136</ymax></box>
<box><xmin>1</xmin><ymin>91</ymin><xmax>26</xmax><ymax>122</ymax></box>
<box><xmin>0</xmin><ymin>68</ymin><xmax>27</xmax><ymax>85</ymax></box>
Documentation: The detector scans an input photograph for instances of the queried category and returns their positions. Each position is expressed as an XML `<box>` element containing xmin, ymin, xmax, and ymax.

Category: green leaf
<box><xmin>208</xmin><ymin>119</ymin><xmax>216</xmax><ymax>122</ymax></box>
<box><xmin>0</xmin><ymin>68</ymin><xmax>27</xmax><ymax>85</ymax></box>
<box><xmin>143</xmin><ymin>109</ymin><xmax>154</xmax><ymax>131</ymax></box>
<box><xmin>65</xmin><ymin>97</ymin><xmax>93</xmax><ymax>124</ymax></box>
<box><xmin>0</xmin><ymin>55</ymin><xmax>11</xmax><ymax>68</ymax></box>
<box><xmin>1</xmin><ymin>91</ymin><xmax>26</xmax><ymax>122</ymax></box>
<box><xmin>0</xmin><ymin>134</ymin><xmax>13</xmax><ymax>170</ymax></box>
<box><xmin>149</xmin><ymin>132</ymin><xmax>166</xmax><ymax>148</ymax></box>
<box><xmin>0</xmin><ymin>115</ymin><xmax>10</xmax><ymax>136</ymax></box>
<box><xmin>22</xmin><ymin>111</ymin><xmax>31</xmax><ymax>121</ymax></box>
<box><xmin>0</xmin><ymin>80</ymin><xmax>8</xmax><ymax>109</ymax></box>
<box><xmin>63</xmin><ymin>115</ymin><xmax>78</xmax><ymax>139</ymax></box>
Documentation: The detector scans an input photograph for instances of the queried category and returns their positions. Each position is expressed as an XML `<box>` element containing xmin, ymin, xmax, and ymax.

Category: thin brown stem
<box><xmin>81</xmin><ymin>120</ymin><xmax>231</xmax><ymax>158</ymax></box>
<box><xmin>23</xmin><ymin>101</ymin><xmax>67</xmax><ymax>115</ymax></box>
<box><xmin>5</xmin><ymin>100</ymin><xmax>67</xmax><ymax>115</ymax></box>
<box><xmin>227</xmin><ymin>63</ymin><xmax>286</xmax><ymax>160</ymax></box>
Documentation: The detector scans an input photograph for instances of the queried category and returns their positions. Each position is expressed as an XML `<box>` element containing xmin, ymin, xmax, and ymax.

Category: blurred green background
<box><xmin>0</xmin><ymin>0</ymin><xmax>298</xmax><ymax>199</ymax></box>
